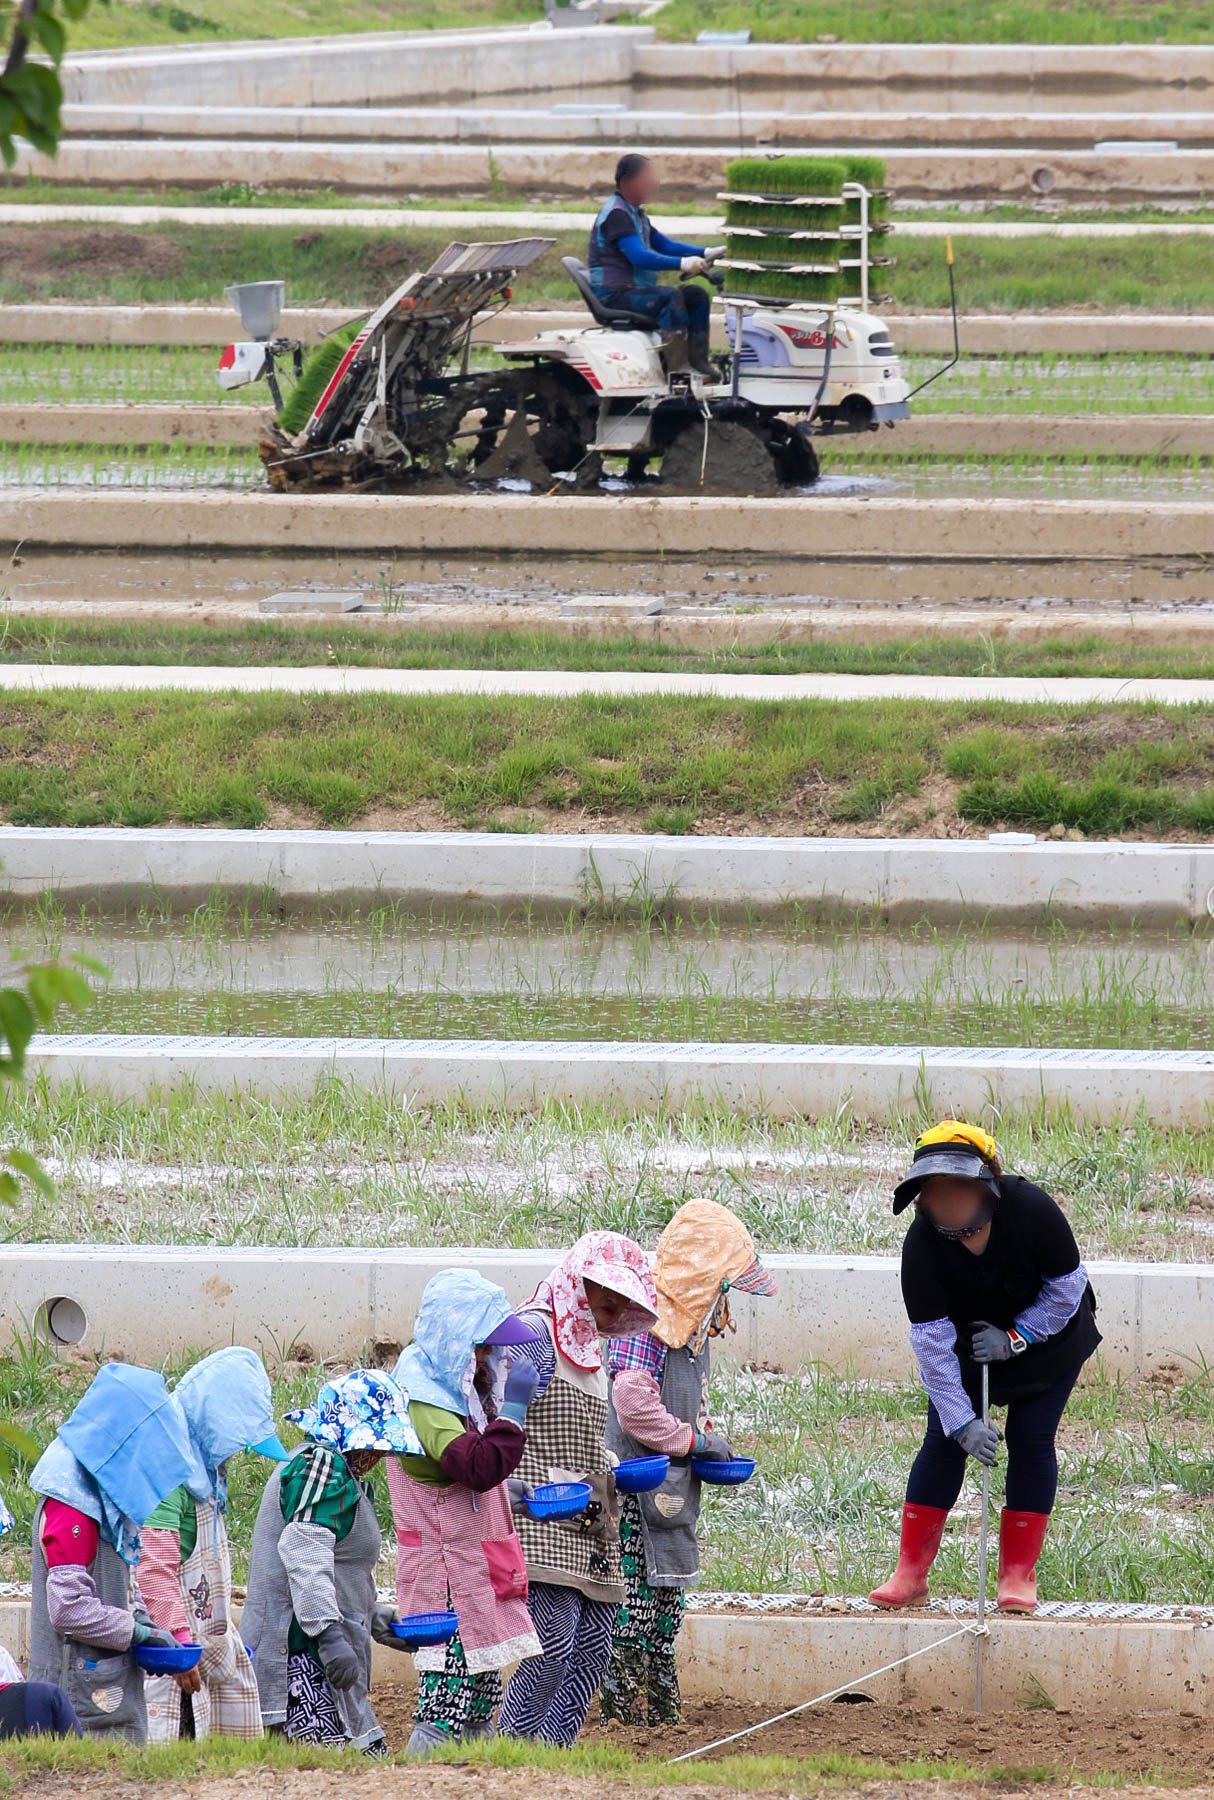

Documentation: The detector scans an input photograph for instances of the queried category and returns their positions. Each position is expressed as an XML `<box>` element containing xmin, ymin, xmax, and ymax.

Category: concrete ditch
<box><xmin>3</xmin><ymin>303</ymin><xmax>1207</xmax><ymax>355</ymax></box>
<box><xmin>22</xmin><ymin>1035</ymin><xmax>1214</xmax><ymax>1124</ymax></box>
<box><xmin>4</xmin><ymin>403</ymin><xmax>1208</xmax><ymax>459</ymax></box>
<box><xmin>19</xmin><ymin>137</ymin><xmax>1214</xmax><ymax>199</ymax></box>
<box><xmin>6</xmin><ymin>665</ymin><xmax>1214</xmax><ymax>707</ymax></box>
<box><xmin>5</xmin><ymin>492</ymin><xmax>1212</xmax><ymax>560</ymax></box>
<box><xmin>4</xmin><ymin>828</ymin><xmax>1210</xmax><ymax>924</ymax></box>
<box><xmin>57</xmin><ymin>100</ymin><xmax>1214</xmax><ymax>148</ymax></box>
<box><xmin>1</xmin><ymin>1243</ymin><xmax>1209</xmax><ymax>1378</ymax></box>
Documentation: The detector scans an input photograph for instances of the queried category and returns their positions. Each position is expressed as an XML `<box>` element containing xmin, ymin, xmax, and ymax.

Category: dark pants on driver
<box><xmin>602</xmin><ymin>284</ymin><xmax>710</xmax><ymax>339</ymax></box>
<box><xmin>906</xmin><ymin>1366</ymin><xmax>1082</xmax><ymax>1516</ymax></box>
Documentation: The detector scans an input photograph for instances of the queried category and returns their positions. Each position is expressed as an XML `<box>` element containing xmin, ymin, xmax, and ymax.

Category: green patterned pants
<box><xmin>599</xmin><ymin>1494</ymin><xmax>686</xmax><ymax>1727</ymax></box>
<box><xmin>414</xmin><ymin>1629</ymin><xmax>502</xmax><ymax>1740</ymax></box>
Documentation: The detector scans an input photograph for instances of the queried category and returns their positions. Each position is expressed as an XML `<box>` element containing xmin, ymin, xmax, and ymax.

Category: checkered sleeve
<box><xmin>606</xmin><ymin>1331</ymin><xmax>667</xmax><ymax>1381</ymax></box>
<box><xmin>909</xmin><ymin>1317</ymin><xmax>976</xmax><ymax>1438</ymax></box>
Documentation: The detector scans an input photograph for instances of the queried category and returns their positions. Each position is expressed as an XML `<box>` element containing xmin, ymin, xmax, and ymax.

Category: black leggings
<box><xmin>906</xmin><ymin>1366</ymin><xmax>1081</xmax><ymax>1514</ymax></box>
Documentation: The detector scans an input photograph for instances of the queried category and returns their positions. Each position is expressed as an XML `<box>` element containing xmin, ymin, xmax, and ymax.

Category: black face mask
<box><xmin>915</xmin><ymin>1193</ymin><xmax>994</xmax><ymax>1242</ymax></box>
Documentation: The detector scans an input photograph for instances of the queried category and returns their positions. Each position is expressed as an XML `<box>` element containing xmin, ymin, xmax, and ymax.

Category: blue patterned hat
<box><xmin>286</xmin><ymin>1368</ymin><xmax>420</xmax><ymax>1456</ymax></box>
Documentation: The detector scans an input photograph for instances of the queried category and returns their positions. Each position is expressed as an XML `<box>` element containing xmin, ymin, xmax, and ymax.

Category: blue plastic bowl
<box><xmin>526</xmin><ymin>1480</ymin><xmax>592</xmax><ymax>1520</ymax></box>
<box><xmin>613</xmin><ymin>1454</ymin><xmax>670</xmax><ymax>1495</ymax></box>
<box><xmin>134</xmin><ymin>1641</ymin><xmax>203</xmax><ymax>1674</ymax></box>
<box><xmin>392</xmin><ymin>1610</ymin><xmax>460</xmax><ymax>1647</ymax></box>
<box><xmin>692</xmin><ymin>1455</ymin><xmax>757</xmax><ymax>1486</ymax></box>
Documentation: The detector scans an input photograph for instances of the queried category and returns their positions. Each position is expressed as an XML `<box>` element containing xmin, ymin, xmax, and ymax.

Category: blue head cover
<box><xmin>286</xmin><ymin>1368</ymin><xmax>420</xmax><ymax>1456</ymax></box>
<box><xmin>174</xmin><ymin>1346</ymin><xmax>289</xmax><ymax>1505</ymax></box>
<box><xmin>0</xmin><ymin>1491</ymin><xmax>11</xmax><ymax>1536</ymax></box>
<box><xmin>394</xmin><ymin>1269</ymin><xmax>521</xmax><ymax>1417</ymax></box>
<box><xmin>32</xmin><ymin>1363</ymin><xmax>196</xmax><ymax>1563</ymax></box>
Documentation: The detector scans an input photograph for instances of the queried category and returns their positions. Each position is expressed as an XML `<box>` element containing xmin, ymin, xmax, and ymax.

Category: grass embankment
<box><xmin>1</xmin><ymin>693</ymin><xmax>1211</xmax><ymax>835</ymax></box>
<box><xmin>49</xmin><ymin>0</ymin><xmax>1214</xmax><ymax>46</ymax></box>
<box><xmin>3</xmin><ymin>221</ymin><xmax>1212</xmax><ymax>311</ymax></box>
<box><xmin>0</xmin><ymin>1332</ymin><xmax>1211</xmax><ymax>1602</ymax></box>
<box><xmin>10</xmin><ymin>617</ymin><xmax>1214</xmax><ymax>679</ymax></box>
<box><xmin>0</xmin><ymin>1735</ymin><xmax>1011</xmax><ymax>1797</ymax></box>
<box><xmin>654</xmin><ymin>0</ymin><xmax>1214</xmax><ymax>41</ymax></box>
<box><xmin>66</xmin><ymin>0</ymin><xmax>539</xmax><ymax>50</ymax></box>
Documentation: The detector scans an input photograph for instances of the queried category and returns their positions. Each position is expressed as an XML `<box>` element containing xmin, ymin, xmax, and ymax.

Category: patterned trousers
<box><xmin>282</xmin><ymin>1653</ymin><xmax>387</xmax><ymax>1757</ymax></box>
<box><xmin>498</xmin><ymin>1581</ymin><xmax>616</xmax><ymax>1748</ymax></box>
<box><xmin>415</xmin><ymin>1630</ymin><xmax>502</xmax><ymax>1740</ymax></box>
<box><xmin>599</xmin><ymin>1494</ymin><xmax>686</xmax><ymax>1726</ymax></box>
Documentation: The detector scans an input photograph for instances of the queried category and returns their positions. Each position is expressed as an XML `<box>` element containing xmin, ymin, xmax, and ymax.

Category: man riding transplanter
<box><xmin>588</xmin><ymin>153</ymin><xmax>725</xmax><ymax>377</ymax></box>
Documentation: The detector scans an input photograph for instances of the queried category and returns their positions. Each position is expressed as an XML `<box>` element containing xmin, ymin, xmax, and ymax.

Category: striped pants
<box><xmin>498</xmin><ymin>1581</ymin><xmax>616</xmax><ymax>1748</ymax></box>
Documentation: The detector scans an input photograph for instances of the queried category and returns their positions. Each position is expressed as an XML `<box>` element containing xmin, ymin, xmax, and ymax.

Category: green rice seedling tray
<box><xmin>724</xmin><ymin>155</ymin><xmax>846</xmax><ymax>197</ymax></box>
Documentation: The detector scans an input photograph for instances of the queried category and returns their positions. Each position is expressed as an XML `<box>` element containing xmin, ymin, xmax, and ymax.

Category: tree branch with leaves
<box><xmin>1</xmin><ymin>0</ymin><xmax>93</xmax><ymax>168</ymax></box>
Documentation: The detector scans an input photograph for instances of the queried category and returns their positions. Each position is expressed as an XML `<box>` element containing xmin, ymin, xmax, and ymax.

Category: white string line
<box><xmin>668</xmin><ymin>1622</ymin><xmax>984</xmax><ymax>1764</ymax></box>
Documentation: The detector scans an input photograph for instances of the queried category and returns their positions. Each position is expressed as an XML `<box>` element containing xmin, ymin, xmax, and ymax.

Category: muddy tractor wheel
<box><xmin>659</xmin><ymin>414</ymin><xmax>816</xmax><ymax>495</ymax></box>
<box><xmin>467</xmin><ymin>368</ymin><xmax>593</xmax><ymax>487</ymax></box>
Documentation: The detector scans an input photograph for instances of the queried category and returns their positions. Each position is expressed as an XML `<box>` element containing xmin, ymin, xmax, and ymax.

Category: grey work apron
<box><xmin>607</xmin><ymin>1341</ymin><xmax>710</xmax><ymax>1589</ymax></box>
<box><xmin>29</xmin><ymin>1498</ymin><xmax>147</xmax><ymax>1743</ymax></box>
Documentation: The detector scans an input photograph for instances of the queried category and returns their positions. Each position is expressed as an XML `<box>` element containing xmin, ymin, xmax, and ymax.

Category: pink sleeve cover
<box><xmin>612</xmin><ymin>1369</ymin><xmax>696</xmax><ymax>1456</ymax></box>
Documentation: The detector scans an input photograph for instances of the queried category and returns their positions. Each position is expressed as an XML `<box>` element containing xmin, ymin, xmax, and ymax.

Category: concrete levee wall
<box><xmin>0</xmin><ymin>1597</ymin><xmax>1207</xmax><ymax>1712</ymax></box>
<box><xmin>3</xmin><ymin>828</ymin><xmax>1211</xmax><ymax>925</ymax></box>
<box><xmin>16</xmin><ymin>138</ymin><xmax>1214</xmax><ymax>198</ymax></box>
<box><xmin>1</xmin><ymin>1246</ymin><xmax>1211</xmax><ymax>1381</ymax></box>
<box><xmin>3</xmin><ymin>492</ymin><xmax>1211</xmax><ymax>560</ymax></box>
<box><xmin>59</xmin><ymin>24</ymin><xmax>651</xmax><ymax>108</ymax></box>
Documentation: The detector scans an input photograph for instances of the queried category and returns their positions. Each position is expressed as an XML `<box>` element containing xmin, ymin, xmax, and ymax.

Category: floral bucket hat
<box><xmin>286</xmin><ymin>1368</ymin><xmax>420</xmax><ymax>1457</ymax></box>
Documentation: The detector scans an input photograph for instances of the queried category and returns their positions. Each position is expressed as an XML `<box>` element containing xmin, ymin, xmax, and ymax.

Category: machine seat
<box><xmin>563</xmin><ymin>256</ymin><xmax>658</xmax><ymax>331</ymax></box>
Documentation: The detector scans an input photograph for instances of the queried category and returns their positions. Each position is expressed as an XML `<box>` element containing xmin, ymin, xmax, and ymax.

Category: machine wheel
<box><xmin>773</xmin><ymin>423</ymin><xmax>821</xmax><ymax>487</ymax></box>
<box><xmin>466</xmin><ymin>368</ymin><xmax>593</xmax><ymax>486</ymax></box>
<box><xmin>660</xmin><ymin>414</ymin><xmax>806</xmax><ymax>495</ymax></box>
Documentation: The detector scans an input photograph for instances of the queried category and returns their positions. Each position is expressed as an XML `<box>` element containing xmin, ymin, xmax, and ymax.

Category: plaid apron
<box><xmin>145</xmin><ymin>1498</ymin><xmax>262</xmax><ymax>1742</ymax></box>
<box><xmin>513</xmin><ymin>1317</ymin><xmax>624</xmax><ymax>1607</ymax></box>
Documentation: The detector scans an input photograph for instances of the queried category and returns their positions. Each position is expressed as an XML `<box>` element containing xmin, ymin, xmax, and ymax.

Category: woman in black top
<box><xmin>870</xmin><ymin>1120</ymin><xmax>1100</xmax><ymax>1614</ymax></box>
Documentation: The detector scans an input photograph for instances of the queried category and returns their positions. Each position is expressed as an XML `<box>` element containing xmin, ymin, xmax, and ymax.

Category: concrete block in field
<box><xmin>260</xmin><ymin>590</ymin><xmax>364</xmax><ymax>613</ymax></box>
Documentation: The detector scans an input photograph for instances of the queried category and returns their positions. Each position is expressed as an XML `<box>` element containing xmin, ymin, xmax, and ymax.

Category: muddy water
<box><xmin>379</xmin><ymin>79</ymin><xmax>1210</xmax><ymax>118</ymax></box>
<box><xmin>21</xmin><ymin>916</ymin><xmax>1214</xmax><ymax>1048</ymax></box>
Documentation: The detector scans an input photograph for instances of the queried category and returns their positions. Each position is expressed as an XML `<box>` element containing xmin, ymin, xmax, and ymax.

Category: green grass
<box><xmin>0</xmin><ymin>1729</ymin><xmax>1015</xmax><ymax>1793</ymax></box>
<box><xmin>2</xmin><ymin>1073</ymin><xmax>1211</xmax><ymax>1261</ymax></box>
<box><xmin>4</xmin><ymin>220</ymin><xmax>1214</xmax><ymax>312</ymax></box>
<box><xmin>10</xmin><ymin>615</ymin><xmax>1214</xmax><ymax>680</ymax></box>
<box><xmin>44</xmin><ymin>0</ymin><xmax>1214</xmax><ymax>46</ymax></box>
<box><xmin>66</xmin><ymin>0</ymin><xmax>540</xmax><ymax>50</ymax></box>
<box><xmin>654</xmin><ymin>0</ymin><xmax>1214</xmax><ymax>43</ymax></box>
<box><xmin>1</xmin><ymin>692</ymin><xmax>1212</xmax><ymax>835</ymax></box>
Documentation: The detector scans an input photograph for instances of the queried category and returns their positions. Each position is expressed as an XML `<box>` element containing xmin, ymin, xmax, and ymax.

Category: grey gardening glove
<box><xmin>970</xmin><ymin>1320</ymin><xmax>1013</xmax><ymax>1363</ymax></box>
<box><xmin>370</xmin><ymin>1604</ymin><xmax>412</xmax><ymax>1652</ymax></box>
<box><xmin>131</xmin><ymin>1612</ymin><xmax>179</xmax><ymax>1651</ymax></box>
<box><xmin>691</xmin><ymin>1428</ymin><xmax>733</xmax><ymax>1460</ymax></box>
<box><xmin>951</xmin><ymin>1418</ymin><xmax>1002</xmax><ymax>1466</ymax></box>
<box><xmin>316</xmin><ymin>1622</ymin><xmax>361</xmax><ymax>1691</ymax></box>
<box><xmin>507</xmin><ymin>1478</ymin><xmax>532</xmax><ymax>1514</ymax></box>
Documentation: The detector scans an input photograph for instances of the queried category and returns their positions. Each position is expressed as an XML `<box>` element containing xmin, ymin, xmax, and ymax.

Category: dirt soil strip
<box><xmin>11</xmin><ymin>1768</ymin><xmax>1204</xmax><ymax>1800</ymax></box>
<box><xmin>372</xmin><ymin>1691</ymin><xmax>1214</xmax><ymax>1781</ymax></box>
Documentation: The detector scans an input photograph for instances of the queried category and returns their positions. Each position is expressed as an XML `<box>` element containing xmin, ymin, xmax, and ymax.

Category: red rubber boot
<box><xmin>996</xmin><ymin>1509</ymin><xmax>1050</xmax><ymax>1612</ymax></box>
<box><xmin>869</xmin><ymin>1503</ymin><xmax>949</xmax><ymax>1608</ymax></box>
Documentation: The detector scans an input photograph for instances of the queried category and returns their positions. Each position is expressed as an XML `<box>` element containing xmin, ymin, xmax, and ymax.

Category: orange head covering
<box><xmin>651</xmin><ymin>1199</ymin><xmax>776</xmax><ymax>1352</ymax></box>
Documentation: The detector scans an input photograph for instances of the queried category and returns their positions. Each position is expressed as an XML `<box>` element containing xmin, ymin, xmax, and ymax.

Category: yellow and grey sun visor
<box><xmin>893</xmin><ymin>1123</ymin><xmax>1002</xmax><ymax>1215</ymax></box>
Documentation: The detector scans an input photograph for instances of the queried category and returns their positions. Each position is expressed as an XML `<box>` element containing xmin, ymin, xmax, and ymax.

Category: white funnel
<box><xmin>224</xmin><ymin>280</ymin><xmax>285</xmax><ymax>340</ymax></box>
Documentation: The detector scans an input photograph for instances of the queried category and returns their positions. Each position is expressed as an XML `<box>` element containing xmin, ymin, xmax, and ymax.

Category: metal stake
<box><xmin>974</xmin><ymin>1362</ymin><xmax>991</xmax><ymax>1712</ymax></box>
